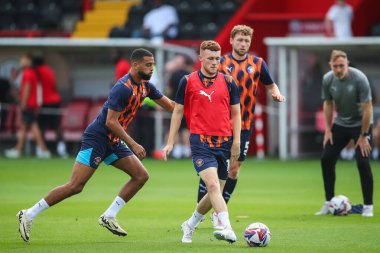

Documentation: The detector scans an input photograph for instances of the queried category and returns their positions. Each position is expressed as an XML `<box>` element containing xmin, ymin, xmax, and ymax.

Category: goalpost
<box><xmin>264</xmin><ymin>36</ymin><xmax>380</xmax><ymax>160</ymax></box>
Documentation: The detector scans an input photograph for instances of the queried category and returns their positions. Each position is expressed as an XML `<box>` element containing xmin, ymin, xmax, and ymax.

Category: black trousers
<box><xmin>320</xmin><ymin>124</ymin><xmax>373</xmax><ymax>205</ymax></box>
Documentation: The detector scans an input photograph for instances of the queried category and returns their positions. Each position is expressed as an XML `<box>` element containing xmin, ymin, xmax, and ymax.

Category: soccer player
<box><xmin>197</xmin><ymin>25</ymin><xmax>285</xmax><ymax>228</ymax></box>
<box><xmin>16</xmin><ymin>48</ymin><xmax>175</xmax><ymax>242</ymax></box>
<box><xmin>315</xmin><ymin>50</ymin><xmax>374</xmax><ymax>217</ymax></box>
<box><xmin>162</xmin><ymin>40</ymin><xmax>241</xmax><ymax>243</ymax></box>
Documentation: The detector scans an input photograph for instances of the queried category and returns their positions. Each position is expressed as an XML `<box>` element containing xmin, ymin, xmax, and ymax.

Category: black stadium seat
<box><xmin>39</xmin><ymin>3</ymin><xmax>62</xmax><ymax>29</ymax></box>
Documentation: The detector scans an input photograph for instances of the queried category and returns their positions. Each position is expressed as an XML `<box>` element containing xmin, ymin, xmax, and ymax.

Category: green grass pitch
<box><xmin>0</xmin><ymin>158</ymin><xmax>379</xmax><ymax>253</ymax></box>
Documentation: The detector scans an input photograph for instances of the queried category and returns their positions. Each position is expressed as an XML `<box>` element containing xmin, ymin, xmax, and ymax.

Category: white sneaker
<box><xmin>181</xmin><ymin>220</ymin><xmax>195</xmax><ymax>243</ymax></box>
<box><xmin>315</xmin><ymin>201</ymin><xmax>330</xmax><ymax>215</ymax></box>
<box><xmin>211</xmin><ymin>211</ymin><xmax>224</xmax><ymax>229</ymax></box>
<box><xmin>98</xmin><ymin>215</ymin><xmax>127</xmax><ymax>236</ymax></box>
<box><xmin>362</xmin><ymin>205</ymin><xmax>374</xmax><ymax>217</ymax></box>
<box><xmin>5</xmin><ymin>148</ymin><xmax>20</xmax><ymax>159</ymax></box>
<box><xmin>213</xmin><ymin>228</ymin><xmax>237</xmax><ymax>243</ymax></box>
<box><xmin>37</xmin><ymin>150</ymin><xmax>51</xmax><ymax>159</ymax></box>
<box><xmin>57</xmin><ymin>141</ymin><xmax>68</xmax><ymax>158</ymax></box>
<box><xmin>17</xmin><ymin>210</ymin><xmax>32</xmax><ymax>242</ymax></box>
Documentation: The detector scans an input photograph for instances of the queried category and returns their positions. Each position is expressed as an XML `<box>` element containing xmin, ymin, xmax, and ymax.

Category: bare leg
<box><xmin>30</xmin><ymin>122</ymin><xmax>49</xmax><ymax>151</ymax></box>
<box><xmin>15</xmin><ymin>123</ymin><xmax>28</xmax><ymax>152</ymax></box>
<box><xmin>196</xmin><ymin>168</ymin><xmax>226</xmax><ymax>215</ymax></box>
<box><xmin>44</xmin><ymin>162</ymin><xmax>95</xmax><ymax>206</ymax></box>
<box><xmin>112</xmin><ymin>155</ymin><xmax>149</xmax><ymax>203</ymax></box>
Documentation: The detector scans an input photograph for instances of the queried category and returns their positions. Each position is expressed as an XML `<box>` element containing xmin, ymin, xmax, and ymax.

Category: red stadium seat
<box><xmin>0</xmin><ymin>104</ymin><xmax>16</xmax><ymax>140</ymax></box>
<box><xmin>86</xmin><ymin>99</ymin><xmax>106</xmax><ymax>125</ymax></box>
<box><xmin>61</xmin><ymin>99</ymin><xmax>91</xmax><ymax>141</ymax></box>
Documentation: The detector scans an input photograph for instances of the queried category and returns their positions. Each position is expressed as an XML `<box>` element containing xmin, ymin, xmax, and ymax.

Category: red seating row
<box><xmin>0</xmin><ymin>98</ymin><xmax>106</xmax><ymax>142</ymax></box>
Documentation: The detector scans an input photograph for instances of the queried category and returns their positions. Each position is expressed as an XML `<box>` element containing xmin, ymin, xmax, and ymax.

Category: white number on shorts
<box><xmin>243</xmin><ymin>141</ymin><xmax>250</xmax><ymax>156</ymax></box>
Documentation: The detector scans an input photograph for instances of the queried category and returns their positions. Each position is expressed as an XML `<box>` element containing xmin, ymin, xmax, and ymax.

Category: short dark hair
<box><xmin>131</xmin><ymin>48</ymin><xmax>153</xmax><ymax>62</ymax></box>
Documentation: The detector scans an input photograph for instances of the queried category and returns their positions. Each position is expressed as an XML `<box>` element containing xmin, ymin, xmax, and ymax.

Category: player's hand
<box><xmin>356</xmin><ymin>136</ymin><xmax>372</xmax><ymax>157</ymax></box>
<box><xmin>323</xmin><ymin>130</ymin><xmax>333</xmax><ymax>148</ymax></box>
<box><xmin>162</xmin><ymin>144</ymin><xmax>173</xmax><ymax>161</ymax></box>
<box><xmin>272</xmin><ymin>93</ymin><xmax>286</xmax><ymax>102</ymax></box>
<box><xmin>131</xmin><ymin>143</ymin><xmax>146</xmax><ymax>160</ymax></box>
<box><xmin>230</xmin><ymin>142</ymin><xmax>240</xmax><ymax>162</ymax></box>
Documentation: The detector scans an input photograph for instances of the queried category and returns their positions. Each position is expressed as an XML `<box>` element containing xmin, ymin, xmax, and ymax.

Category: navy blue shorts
<box><xmin>238</xmin><ymin>129</ymin><xmax>253</xmax><ymax>161</ymax></box>
<box><xmin>75</xmin><ymin>124</ymin><xmax>133</xmax><ymax>169</ymax></box>
<box><xmin>189</xmin><ymin>134</ymin><xmax>232</xmax><ymax>180</ymax></box>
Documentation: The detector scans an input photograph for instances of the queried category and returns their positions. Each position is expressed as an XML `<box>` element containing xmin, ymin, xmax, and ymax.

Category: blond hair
<box><xmin>200</xmin><ymin>40</ymin><xmax>221</xmax><ymax>52</ymax></box>
<box><xmin>330</xmin><ymin>50</ymin><xmax>348</xmax><ymax>62</ymax></box>
<box><xmin>231</xmin><ymin>25</ymin><xmax>254</xmax><ymax>39</ymax></box>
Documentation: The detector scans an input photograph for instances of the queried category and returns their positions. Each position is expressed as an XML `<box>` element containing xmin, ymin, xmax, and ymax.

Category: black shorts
<box><xmin>238</xmin><ymin>129</ymin><xmax>253</xmax><ymax>161</ymax></box>
<box><xmin>22</xmin><ymin>108</ymin><xmax>39</xmax><ymax>125</ymax></box>
<box><xmin>38</xmin><ymin>103</ymin><xmax>61</xmax><ymax>130</ymax></box>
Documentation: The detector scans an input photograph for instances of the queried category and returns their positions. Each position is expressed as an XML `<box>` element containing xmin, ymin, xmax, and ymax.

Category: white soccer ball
<box><xmin>244</xmin><ymin>222</ymin><xmax>271</xmax><ymax>247</ymax></box>
<box><xmin>328</xmin><ymin>195</ymin><xmax>352</xmax><ymax>216</ymax></box>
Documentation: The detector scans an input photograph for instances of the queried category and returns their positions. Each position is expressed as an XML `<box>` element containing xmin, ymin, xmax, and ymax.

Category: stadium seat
<box><xmin>0</xmin><ymin>104</ymin><xmax>16</xmax><ymax>140</ymax></box>
<box><xmin>60</xmin><ymin>0</ymin><xmax>82</xmax><ymax>13</ymax></box>
<box><xmin>86</xmin><ymin>100</ymin><xmax>105</xmax><ymax>125</ymax></box>
<box><xmin>61</xmin><ymin>100</ymin><xmax>91</xmax><ymax>141</ymax></box>
<box><xmin>200</xmin><ymin>22</ymin><xmax>219</xmax><ymax>39</ymax></box>
<box><xmin>39</xmin><ymin>3</ymin><xmax>62</xmax><ymax>29</ymax></box>
<box><xmin>178</xmin><ymin>22</ymin><xmax>196</xmax><ymax>39</ymax></box>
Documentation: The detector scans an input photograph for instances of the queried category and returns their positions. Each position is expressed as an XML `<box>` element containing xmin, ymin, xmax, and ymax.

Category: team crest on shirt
<box><xmin>94</xmin><ymin>157</ymin><xmax>102</xmax><ymax>166</ymax></box>
<box><xmin>196</xmin><ymin>159</ymin><xmax>204</xmax><ymax>167</ymax></box>
<box><xmin>247</xmin><ymin>65</ymin><xmax>255</xmax><ymax>74</ymax></box>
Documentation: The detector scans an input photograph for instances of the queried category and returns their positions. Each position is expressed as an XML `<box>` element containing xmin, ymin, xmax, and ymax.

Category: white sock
<box><xmin>217</xmin><ymin>211</ymin><xmax>232</xmax><ymax>229</ymax></box>
<box><xmin>187</xmin><ymin>210</ymin><xmax>205</xmax><ymax>229</ymax></box>
<box><xmin>104</xmin><ymin>196</ymin><xmax>126</xmax><ymax>218</ymax></box>
<box><xmin>26</xmin><ymin>199</ymin><xmax>50</xmax><ymax>220</ymax></box>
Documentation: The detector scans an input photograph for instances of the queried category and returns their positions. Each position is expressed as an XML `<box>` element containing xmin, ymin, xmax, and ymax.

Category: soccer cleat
<box><xmin>213</xmin><ymin>228</ymin><xmax>237</xmax><ymax>243</ymax></box>
<box><xmin>98</xmin><ymin>215</ymin><xmax>127</xmax><ymax>236</ymax></box>
<box><xmin>181</xmin><ymin>221</ymin><xmax>195</xmax><ymax>243</ymax></box>
<box><xmin>5</xmin><ymin>148</ymin><xmax>20</xmax><ymax>159</ymax></box>
<box><xmin>211</xmin><ymin>211</ymin><xmax>224</xmax><ymax>229</ymax></box>
<box><xmin>315</xmin><ymin>201</ymin><xmax>330</xmax><ymax>215</ymax></box>
<box><xmin>17</xmin><ymin>210</ymin><xmax>32</xmax><ymax>242</ymax></box>
<box><xmin>362</xmin><ymin>205</ymin><xmax>374</xmax><ymax>217</ymax></box>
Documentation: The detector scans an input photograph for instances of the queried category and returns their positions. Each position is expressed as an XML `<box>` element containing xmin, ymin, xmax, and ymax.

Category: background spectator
<box><xmin>5</xmin><ymin>53</ymin><xmax>51</xmax><ymax>159</ymax></box>
<box><xmin>325</xmin><ymin>0</ymin><xmax>353</xmax><ymax>39</ymax></box>
<box><xmin>114</xmin><ymin>51</ymin><xmax>131</xmax><ymax>81</ymax></box>
<box><xmin>142</xmin><ymin>0</ymin><xmax>179</xmax><ymax>39</ymax></box>
<box><xmin>33</xmin><ymin>55</ymin><xmax>67</xmax><ymax>158</ymax></box>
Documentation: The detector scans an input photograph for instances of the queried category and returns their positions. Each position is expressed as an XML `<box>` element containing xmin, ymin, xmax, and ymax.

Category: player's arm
<box><xmin>323</xmin><ymin>100</ymin><xmax>334</xmax><ymax>147</ymax></box>
<box><xmin>162</xmin><ymin>76</ymin><xmax>187</xmax><ymax>160</ymax></box>
<box><xmin>356</xmin><ymin>100</ymin><xmax>373</xmax><ymax>157</ymax></box>
<box><xmin>265</xmin><ymin>83</ymin><xmax>285</xmax><ymax>102</ymax></box>
<box><xmin>154</xmin><ymin>96</ymin><xmax>175</xmax><ymax>113</ymax></box>
<box><xmin>106</xmin><ymin>111</ymin><xmax>146</xmax><ymax>160</ymax></box>
<box><xmin>260</xmin><ymin>60</ymin><xmax>285</xmax><ymax>102</ymax></box>
<box><xmin>162</xmin><ymin>103</ymin><xmax>184</xmax><ymax>160</ymax></box>
<box><xmin>230</xmin><ymin>103</ymin><xmax>241</xmax><ymax>162</ymax></box>
<box><xmin>227</xmin><ymin>76</ymin><xmax>241</xmax><ymax>161</ymax></box>
<box><xmin>20</xmin><ymin>83</ymin><xmax>30</xmax><ymax>109</ymax></box>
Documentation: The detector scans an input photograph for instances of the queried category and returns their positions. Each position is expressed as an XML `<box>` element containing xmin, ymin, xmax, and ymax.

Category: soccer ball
<box><xmin>244</xmin><ymin>222</ymin><xmax>271</xmax><ymax>247</ymax></box>
<box><xmin>328</xmin><ymin>195</ymin><xmax>352</xmax><ymax>216</ymax></box>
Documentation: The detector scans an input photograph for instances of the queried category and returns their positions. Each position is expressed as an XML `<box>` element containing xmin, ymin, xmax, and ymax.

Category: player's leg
<box><xmin>317</xmin><ymin>124</ymin><xmax>350</xmax><ymax>215</ymax></box>
<box><xmin>17</xmin><ymin>162</ymin><xmax>95</xmax><ymax>242</ymax></box>
<box><xmin>99</xmin><ymin>142</ymin><xmax>148</xmax><ymax>236</ymax></box>
<box><xmin>30</xmin><ymin>121</ymin><xmax>51</xmax><ymax>158</ymax></box>
<box><xmin>352</xmin><ymin>127</ymin><xmax>374</xmax><ymax>217</ymax></box>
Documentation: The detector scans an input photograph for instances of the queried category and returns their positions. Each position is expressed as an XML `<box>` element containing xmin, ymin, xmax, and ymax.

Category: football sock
<box><xmin>187</xmin><ymin>210</ymin><xmax>204</xmax><ymax>229</ymax></box>
<box><xmin>222</xmin><ymin>177</ymin><xmax>237</xmax><ymax>204</ymax></box>
<box><xmin>26</xmin><ymin>198</ymin><xmax>50</xmax><ymax>220</ymax></box>
<box><xmin>197</xmin><ymin>179</ymin><xmax>207</xmax><ymax>203</ymax></box>
<box><xmin>217</xmin><ymin>211</ymin><xmax>232</xmax><ymax>229</ymax></box>
<box><xmin>104</xmin><ymin>196</ymin><xmax>126</xmax><ymax>218</ymax></box>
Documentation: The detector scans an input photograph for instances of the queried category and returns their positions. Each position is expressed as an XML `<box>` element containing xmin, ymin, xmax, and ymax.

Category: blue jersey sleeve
<box><xmin>147</xmin><ymin>82</ymin><xmax>164</xmax><ymax>100</ymax></box>
<box><xmin>175</xmin><ymin>76</ymin><xmax>188</xmax><ymax>105</ymax></box>
<box><xmin>107</xmin><ymin>83</ymin><xmax>132</xmax><ymax>112</ymax></box>
<box><xmin>224</xmin><ymin>75</ymin><xmax>240</xmax><ymax>105</ymax></box>
<box><xmin>260</xmin><ymin>60</ymin><xmax>275</xmax><ymax>85</ymax></box>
